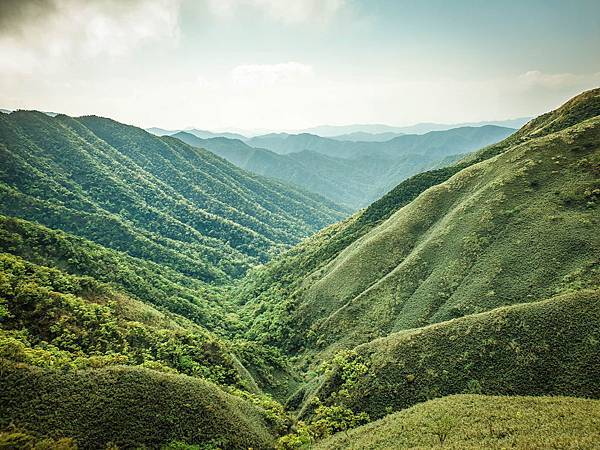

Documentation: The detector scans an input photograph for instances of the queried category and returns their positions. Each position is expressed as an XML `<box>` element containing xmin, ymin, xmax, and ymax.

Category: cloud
<box><xmin>207</xmin><ymin>0</ymin><xmax>345</xmax><ymax>23</ymax></box>
<box><xmin>231</xmin><ymin>62</ymin><xmax>314</xmax><ymax>87</ymax></box>
<box><xmin>518</xmin><ymin>70</ymin><xmax>600</xmax><ymax>90</ymax></box>
<box><xmin>0</xmin><ymin>0</ymin><xmax>182</xmax><ymax>73</ymax></box>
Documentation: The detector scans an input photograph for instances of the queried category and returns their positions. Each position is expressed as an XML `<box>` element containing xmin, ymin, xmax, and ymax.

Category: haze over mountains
<box><xmin>146</xmin><ymin>117</ymin><xmax>530</xmax><ymax>140</ymax></box>
<box><xmin>1</xmin><ymin>89</ymin><xmax>599</xmax><ymax>449</ymax></box>
<box><xmin>173</xmin><ymin>125</ymin><xmax>515</xmax><ymax>209</ymax></box>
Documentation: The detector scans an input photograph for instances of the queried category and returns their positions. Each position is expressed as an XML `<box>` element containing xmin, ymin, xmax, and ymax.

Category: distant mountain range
<box><xmin>147</xmin><ymin>127</ymin><xmax>247</xmax><ymax>140</ymax></box>
<box><xmin>174</xmin><ymin>125</ymin><xmax>515</xmax><ymax>209</ymax></box>
<box><xmin>297</xmin><ymin>117</ymin><xmax>531</xmax><ymax>137</ymax></box>
<box><xmin>145</xmin><ymin>117</ymin><xmax>531</xmax><ymax>141</ymax></box>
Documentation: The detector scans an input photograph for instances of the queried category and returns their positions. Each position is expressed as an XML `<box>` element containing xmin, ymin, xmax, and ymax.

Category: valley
<box><xmin>0</xmin><ymin>88</ymin><xmax>598</xmax><ymax>449</ymax></box>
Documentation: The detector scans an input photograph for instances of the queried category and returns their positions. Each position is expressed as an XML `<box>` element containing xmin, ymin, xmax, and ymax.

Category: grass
<box><xmin>0</xmin><ymin>361</ymin><xmax>279</xmax><ymax>449</ymax></box>
<box><xmin>304</xmin><ymin>289</ymin><xmax>600</xmax><ymax>419</ymax></box>
<box><xmin>316</xmin><ymin>394</ymin><xmax>600</xmax><ymax>449</ymax></box>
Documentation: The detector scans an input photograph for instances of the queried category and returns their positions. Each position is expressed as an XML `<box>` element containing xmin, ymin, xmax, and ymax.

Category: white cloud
<box><xmin>231</xmin><ymin>62</ymin><xmax>314</xmax><ymax>87</ymax></box>
<box><xmin>518</xmin><ymin>70</ymin><xmax>600</xmax><ymax>90</ymax></box>
<box><xmin>207</xmin><ymin>0</ymin><xmax>345</xmax><ymax>23</ymax></box>
<box><xmin>0</xmin><ymin>0</ymin><xmax>182</xmax><ymax>73</ymax></box>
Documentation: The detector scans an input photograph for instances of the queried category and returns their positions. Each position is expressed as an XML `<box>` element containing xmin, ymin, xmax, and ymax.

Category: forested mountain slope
<box><xmin>236</xmin><ymin>88</ymin><xmax>600</xmax><ymax>361</ymax></box>
<box><xmin>0</xmin><ymin>216</ymin><xmax>294</xmax><ymax>448</ymax></box>
<box><xmin>173</xmin><ymin>132</ymin><xmax>377</xmax><ymax>208</ymax></box>
<box><xmin>175</xmin><ymin>126</ymin><xmax>514</xmax><ymax>209</ymax></box>
<box><xmin>0</xmin><ymin>111</ymin><xmax>346</xmax><ymax>282</ymax></box>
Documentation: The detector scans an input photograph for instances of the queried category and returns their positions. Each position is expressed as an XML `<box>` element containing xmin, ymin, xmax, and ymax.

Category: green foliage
<box><xmin>276</xmin><ymin>404</ymin><xmax>369</xmax><ymax>448</ymax></box>
<box><xmin>322</xmin><ymin>350</ymin><xmax>369</xmax><ymax>399</ymax></box>
<box><xmin>0</xmin><ymin>362</ymin><xmax>277</xmax><ymax>449</ymax></box>
<box><xmin>316</xmin><ymin>394</ymin><xmax>600</xmax><ymax>449</ymax></box>
<box><xmin>307</xmin><ymin>289</ymin><xmax>600</xmax><ymax>418</ymax></box>
<box><xmin>0</xmin><ymin>214</ymin><xmax>235</xmax><ymax>331</ymax></box>
<box><xmin>308</xmin><ymin>405</ymin><xmax>370</xmax><ymax>440</ymax></box>
<box><xmin>0</xmin><ymin>252</ymin><xmax>252</xmax><ymax>388</ymax></box>
<box><xmin>0</xmin><ymin>430</ymin><xmax>76</xmax><ymax>449</ymax></box>
<box><xmin>237</xmin><ymin>90</ymin><xmax>600</xmax><ymax>361</ymax></box>
<box><xmin>0</xmin><ymin>110</ymin><xmax>345</xmax><ymax>283</ymax></box>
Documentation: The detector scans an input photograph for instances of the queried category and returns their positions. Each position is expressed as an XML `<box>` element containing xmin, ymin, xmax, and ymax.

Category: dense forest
<box><xmin>0</xmin><ymin>89</ymin><xmax>599</xmax><ymax>449</ymax></box>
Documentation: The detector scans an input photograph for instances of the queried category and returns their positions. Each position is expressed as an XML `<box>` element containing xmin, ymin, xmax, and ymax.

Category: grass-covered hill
<box><xmin>316</xmin><ymin>394</ymin><xmax>600</xmax><ymax>449</ymax></box>
<box><xmin>1</xmin><ymin>362</ymin><xmax>279</xmax><ymax>449</ymax></box>
<box><xmin>302</xmin><ymin>288</ymin><xmax>600</xmax><ymax>419</ymax></box>
<box><xmin>236</xmin><ymin>88</ymin><xmax>600</xmax><ymax>360</ymax></box>
<box><xmin>176</xmin><ymin>126</ymin><xmax>514</xmax><ymax>209</ymax></box>
<box><xmin>0</xmin><ymin>111</ymin><xmax>346</xmax><ymax>283</ymax></box>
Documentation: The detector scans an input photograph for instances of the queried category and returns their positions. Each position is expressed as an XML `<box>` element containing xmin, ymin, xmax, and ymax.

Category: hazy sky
<box><xmin>1</xmin><ymin>0</ymin><xmax>599</xmax><ymax>131</ymax></box>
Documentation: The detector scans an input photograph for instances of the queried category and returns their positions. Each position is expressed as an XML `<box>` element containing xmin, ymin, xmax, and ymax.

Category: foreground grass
<box><xmin>317</xmin><ymin>394</ymin><xmax>600</xmax><ymax>449</ymax></box>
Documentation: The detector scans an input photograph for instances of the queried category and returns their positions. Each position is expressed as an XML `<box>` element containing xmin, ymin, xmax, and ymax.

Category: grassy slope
<box><xmin>236</xmin><ymin>88</ymin><xmax>600</xmax><ymax>359</ymax></box>
<box><xmin>0</xmin><ymin>111</ymin><xmax>345</xmax><ymax>282</ymax></box>
<box><xmin>304</xmin><ymin>289</ymin><xmax>600</xmax><ymax>419</ymax></box>
<box><xmin>317</xmin><ymin>394</ymin><xmax>600</xmax><ymax>450</ymax></box>
<box><xmin>0</xmin><ymin>362</ymin><xmax>277</xmax><ymax>450</ymax></box>
<box><xmin>292</xmin><ymin>116</ymin><xmax>599</xmax><ymax>360</ymax></box>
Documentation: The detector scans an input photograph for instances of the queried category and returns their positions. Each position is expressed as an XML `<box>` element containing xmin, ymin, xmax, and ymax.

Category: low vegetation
<box><xmin>304</xmin><ymin>289</ymin><xmax>600</xmax><ymax>418</ymax></box>
<box><xmin>316</xmin><ymin>394</ymin><xmax>600</xmax><ymax>449</ymax></box>
<box><xmin>0</xmin><ymin>361</ymin><xmax>280</xmax><ymax>449</ymax></box>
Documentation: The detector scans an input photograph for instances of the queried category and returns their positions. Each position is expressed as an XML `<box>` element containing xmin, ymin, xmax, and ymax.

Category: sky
<box><xmin>1</xmin><ymin>0</ymin><xmax>599</xmax><ymax>132</ymax></box>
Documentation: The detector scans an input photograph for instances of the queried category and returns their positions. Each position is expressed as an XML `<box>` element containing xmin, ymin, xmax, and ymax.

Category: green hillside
<box><xmin>317</xmin><ymin>395</ymin><xmax>600</xmax><ymax>449</ymax></box>
<box><xmin>0</xmin><ymin>226</ymin><xmax>292</xmax><ymax>447</ymax></box>
<box><xmin>302</xmin><ymin>289</ymin><xmax>600</xmax><ymax>418</ymax></box>
<box><xmin>236</xmin><ymin>88</ymin><xmax>600</xmax><ymax>359</ymax></box>
<box><xmin>0</xmin><ymin>111</ymin><xmax>346</xmax><ymax>283</ymax></box>
<box><xmin>0</xmin><ymin>215</ymin><xmax>234</xmax><ymax>330</ymax></box>
<box><xmin>177</xmin><ymin>126</ymin><xmax>514</xmax><ymax>209</ymax></box>
<box><xmin>0</xmin><ymin>362</ymin><xmax>279</xmax><ymax>449</ymax></box>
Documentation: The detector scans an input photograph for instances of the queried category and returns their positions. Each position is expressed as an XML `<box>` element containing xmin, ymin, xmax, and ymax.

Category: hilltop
<box><xmin>317</xmin><ymin>395</ymin><xmax>600</xmax><ymax>449</ymax></box>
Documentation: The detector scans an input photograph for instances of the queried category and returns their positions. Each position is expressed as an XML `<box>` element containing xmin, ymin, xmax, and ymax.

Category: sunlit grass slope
<box><xmin>317</xmin><ymin>394</ymin><xmax>600</xmax><ymax>450</ymax></box>
<box><xmin>237</xmin><ymin>88</ymin><xmax>600</xmax><ymax>360</ymax></box>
